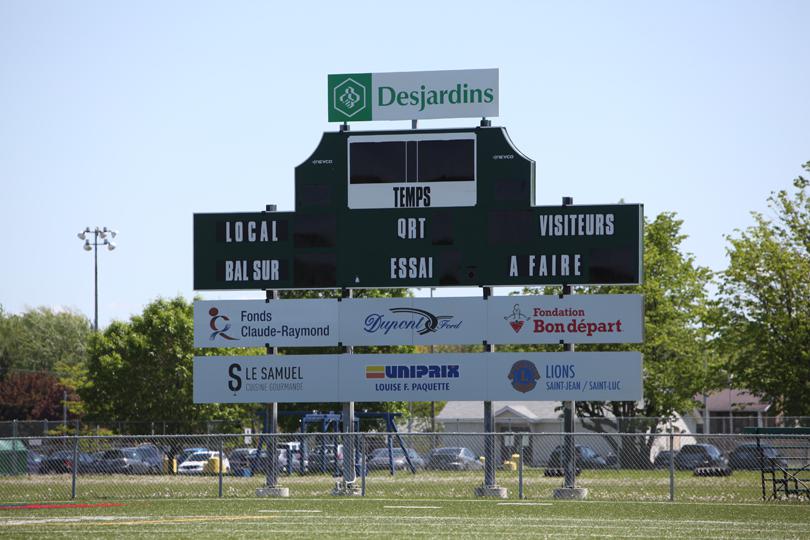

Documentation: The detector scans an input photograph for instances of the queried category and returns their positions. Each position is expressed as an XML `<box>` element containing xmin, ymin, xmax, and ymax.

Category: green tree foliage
<box><xmin>0</xmin><ymin>371</ymin><xmax>78</xmax><ymax>421</ymax></box>
<box><xmin>80</xmin><ymin>296</ymin><xmax>253</xmax><ymax>433</ymax></box>
<box><xmin>716</xmin><ymin>164</ymin><xmax>810</xmax><ymax>417</ymax></box>
<box><xmin>0</xmin><ymin>306</ymin><xmax>91</xmax><ymax>378</ymax></box>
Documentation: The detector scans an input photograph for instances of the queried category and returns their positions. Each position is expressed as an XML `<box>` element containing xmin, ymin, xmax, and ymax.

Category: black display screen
<box><xmin>418</xmin><ymin>139</ymin><xmax>475</xmax><ymax>182</ymax></box>
<box><xmin>350</xmin><ymin>142</ymin><xmax>406</xmax><ymax>184</ymax></box>
<box><xmin>350</xmin><ymin>138</ymin><xmax>474</xmax><ymax>184</ymax></box>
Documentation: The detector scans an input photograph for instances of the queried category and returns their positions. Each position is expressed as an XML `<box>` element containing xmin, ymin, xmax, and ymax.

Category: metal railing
<box><xmin>1</xmin><ymin>432</ymin><xmax>808</xmax><ymax>503</ymax></box>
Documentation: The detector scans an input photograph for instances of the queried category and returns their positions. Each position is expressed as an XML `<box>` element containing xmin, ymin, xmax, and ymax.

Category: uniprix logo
<box><xmin>365</xmin><ymin>364</ymin><xmax>460</xmax><ymax>379</ymax></box>
<box><xmin>208</xmin><ymin>307</ymin><xmax>238</xmax><ymax>341</ymax></box>
<box><xmin>508</xmin><ymin>360</ymin><xmax>540</xmax><ymax>393</ymax></box>
<box><xmin>503</xmin><ymin>303</ymin><xmax>529</xmax><ymax>333</ymax></box>
<box><xmin>363</xmin><ymin>308</ymin><xmax>460</xmax><ymax>335</ymax></box>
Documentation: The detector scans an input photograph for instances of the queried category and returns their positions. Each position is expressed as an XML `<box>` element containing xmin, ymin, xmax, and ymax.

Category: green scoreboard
<box><xmin>193</xmin><ymin>126</ymin><xmax>642</xmax><ymax>290</ymax></box>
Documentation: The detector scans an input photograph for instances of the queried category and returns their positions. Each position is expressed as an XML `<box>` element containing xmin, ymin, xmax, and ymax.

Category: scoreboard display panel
<box><xmin>193</xmin><ymin>127</ymin><xmax>642</xmax><ymax>290</ymax></box>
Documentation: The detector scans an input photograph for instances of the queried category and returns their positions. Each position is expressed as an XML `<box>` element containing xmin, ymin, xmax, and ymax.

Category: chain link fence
<box><xmin>4</xmin><ymin>416</ymin><xmax>810</xmax><ymax>437</ymax></box>
<box><xmin>1</xmin><ymin>432</ymin><xmax>808</xmax><ymax>503</ymax></box>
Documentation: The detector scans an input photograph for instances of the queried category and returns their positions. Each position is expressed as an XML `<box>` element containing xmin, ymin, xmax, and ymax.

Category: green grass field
<box><xmin>0</xmin><ymin>469</ymin><xmax>789</xmax><ymax>503</ymax></box>
<box><xmin>2</xmin><ymin>497</ymin><xmax>809</xmax><ymax>539</ymax></box>
<box><xmin>2</xmin><ymin>471</ymin><xmax>808</xmax><ymax>538</ymax></box>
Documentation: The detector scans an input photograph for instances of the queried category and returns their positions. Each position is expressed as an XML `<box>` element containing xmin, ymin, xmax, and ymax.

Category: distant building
<box><xmin>436</xmin><ymin>400</ymin><xmax>694</xmax><ymax>466</ymax></box>
<box><xmin>690</xmin><ymin>389</ymin><xmax>772</xmax><ymax>434</ymax></box>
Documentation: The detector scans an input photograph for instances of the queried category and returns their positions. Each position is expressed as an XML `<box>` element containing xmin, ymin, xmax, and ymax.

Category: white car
<box><xmin>176</xmin><ymin>451</ymin><xmax>230</xmax><ymax>475</ymax></box>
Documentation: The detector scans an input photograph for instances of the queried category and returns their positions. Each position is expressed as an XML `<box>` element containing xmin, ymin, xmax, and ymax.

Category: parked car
<box><xmin>176</xmin><ymin>451</ymin><xmax>229</xmax><ymax>475</ymax></box>
<box><xmin>366</xmin><ymin>447</ymin><xmax>425</xmax><ymax>471</ymax></box>
<box><xmin>673</xmin><ymin>444</ymin><xmax>728</xmax><ymax>470</ymax></box>
<box><xmin>653</xmin><ymin>450</ymin><xmax>678</xmax><ymax>469</ymax></box>
<box><xmin>27</xmin><ymin>451</ymin><xmax>44</xmax><ymax>474</ymax></box>
<box><xmin>39</xmin><ymin>450</ymin><xmax>96</xmax><ymax>474</ymax></box>
<box><xmin>308</xmin><ymin>443</ymin><xmax>344</xmax><ymax>473</ymax></box>
<box><xmin>229</xmin><ymin>448</ymin><xmax>256</xmax><ymax>476</ymax></box>
<box><xmin>132</xmin><ymin>444</ymin><xmax>167</xmax><ymax>472</ymax></box>
<box><xmin>93</xmin><ymin>448</ymin><xmax>155</xmax><ymax>474</ymax></box>
<box><xmin>426</xmin><ymin>447</ymin><xmax>482</xmax><ymax>471</ymax></box>
<box><xmin>547</xmin><ymin>445</ymin><xmax>609</xmax><ymax>469</ymax></box>
<box><xmin>176</xmin><ymin>447</ymin><xmax>209</xmax><ymax>465</ymax></box>
<box><xmin>728</xmin><ymin>443</ymin><xmax>788</xmax><ymax>470</ymax></box>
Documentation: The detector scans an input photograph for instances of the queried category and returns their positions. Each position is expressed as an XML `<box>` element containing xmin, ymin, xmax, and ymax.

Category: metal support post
<box><xmin>553</xmin><ymin>197</ymin><xmax>588</xmax><ymax>500</ymax></box>
<box><xmin>218</xmin><ymin>437</ymin><xmax>224</xmax><ymax>498</ymax></box>
<box><xmin>71</xmin><ymin>436</ymin><xmax>78</xmax><ymax>499</ymax></box>
<box><xmin>476</xmin><ymin>286</ymin><xmax>507</xmax><ymax>498</ymax></box>
<box><xmin>254</xmin><ymin>221</ymin><xmax>289</xmax><ymax>498</ymax></box>
<box><xmin>335</xmin><ymin>288</ymin><xmax>360</xmax><ymax>496</ymax></box>
<box><xmin>518</xmin><ymin>437</ymin><xmax>525</xmax><ymax>500</ymax></box>
<box><xmin>669</xmin><ymin>429</ymin><xmax>675</xmax><ymax>502</ymax></box>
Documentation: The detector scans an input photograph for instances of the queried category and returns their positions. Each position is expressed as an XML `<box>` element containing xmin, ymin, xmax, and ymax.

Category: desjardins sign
<box><xmin>328</xmin><ymin>69</ymin><xmax>499</xmax><ymax>122</ymax></box>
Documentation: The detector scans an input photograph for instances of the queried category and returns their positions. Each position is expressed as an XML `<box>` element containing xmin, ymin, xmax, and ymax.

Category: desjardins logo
<box><xmin>328</xmin><ymin>70</ymin><xmax>497</xmax><ymax>122</ymax></box>
<box><xmin>328</xmin><ymin>74</ymin><xmax>371</xmax><ymax>121</ymax></box>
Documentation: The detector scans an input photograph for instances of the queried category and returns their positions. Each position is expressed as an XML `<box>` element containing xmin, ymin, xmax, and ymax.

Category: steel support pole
<box><xmin>265</xmin><ymin>288</ymin><xmax>278</xmax><ymax>489</ymax></box>
<box><xmin>342</xmin><ymin>288</ymin><xmax>357</xmax><ymax>487</ymax></box>
<box><xmin>563</xmin><ymin>286</ymin><xmax>577</xmax><ymax>489</ymax></box>
<box><xmin>483</xmin><ymin>286</ymin><xmax>496</xmax><ymax>488</ymax></box>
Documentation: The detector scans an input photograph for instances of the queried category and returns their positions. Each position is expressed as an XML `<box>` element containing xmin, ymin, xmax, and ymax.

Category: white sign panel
<box><xmin>193</xmin><ymin>299</ymin><xmax>339</xmax><ymax>348</ymax></box>
<box><xmin>194</xmin><ymin>352</ymin><xmax>642</xmax><ymax>403</ymax></box>
<box><xmin>328</xmin><ymin>69</ymin><xmax>499</xmax><ymax>122</ymax></box>
<box><xmin>487</xmin><ymin>295</ymin><xmax>644</xmax><ymax>344</ymax></box>
<box><xmin>193</xmin><ymin>355</ymin><xmax>339</xmax><ymax>404</ymax></box>
<box><xmin>339</xmin><ymin>297</ymin><xmax>485</xmax><ymax>346</ymax></box>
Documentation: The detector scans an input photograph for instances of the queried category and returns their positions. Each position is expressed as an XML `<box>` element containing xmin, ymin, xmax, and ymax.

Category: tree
<box><xmin>80</xmin><ymin>296</ymin><xmax>253</xmax><ymax>433</ymax></box>
<box><xmin>715</xmin><ymin>164</ymin><xmax>810</xmax><ymax>417</ymax></box>
<box><xmin>0</xmin><ymin>306</ymin><xmax>91</xmax><ymax>378</ymax></box>
<box><xmin>0</xmin><ymin>371</ymin><xmax>78</xmax><ymax>421</ymax></box>
<box><xmin>523</xmin><ymin>212</ymin><xmax>714</xmax><ymax>465</ymax></box>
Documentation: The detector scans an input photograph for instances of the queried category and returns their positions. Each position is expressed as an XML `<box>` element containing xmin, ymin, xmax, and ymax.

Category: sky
<box><xmin>1</xmin><ymin>1</ymin><xmax>808</xmax><ymax>328</ymax></box>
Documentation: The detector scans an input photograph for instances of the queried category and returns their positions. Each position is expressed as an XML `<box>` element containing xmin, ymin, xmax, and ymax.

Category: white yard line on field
<box><xmin>383</xmin><ymin>505</ymin><xmax>442</xmax><ymax>509</ymax></box>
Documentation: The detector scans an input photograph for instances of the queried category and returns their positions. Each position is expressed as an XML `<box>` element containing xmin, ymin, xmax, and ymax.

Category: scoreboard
<box><xmin>193</xmin><ymin>126</ymin><xmax>642</xmax><ymax>290</ymax></box>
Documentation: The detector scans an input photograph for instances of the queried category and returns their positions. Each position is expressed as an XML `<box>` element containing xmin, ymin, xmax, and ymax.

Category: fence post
<box><xmin>71</xmin><ymin>435</ymin><xmax>79</xmax><ymax>499</ymax></box>
<box><xmin>360</xmin><ymin>433</ymin><xmax>366</xmax><ymax>497</ymax></box>
<box><xmin>518</xmin><ymin>437</ymin><xmax>524</xmax><ymax>500</ymax></box>
<box><xmin>218</xmin><ymin>437</ymin><xmax>223</xmax><ymax>498</ymax></box>
<box><xmin>669</xmin><ymin>429</ymin><xmax>675</xmax><ymax>502</ymax></box>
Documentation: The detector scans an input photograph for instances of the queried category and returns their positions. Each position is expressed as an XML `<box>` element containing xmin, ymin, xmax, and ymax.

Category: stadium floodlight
<box><xmin>77</xmin><ymin>226</ymin><xmax>119</xmax><ymax>331</ymax></box>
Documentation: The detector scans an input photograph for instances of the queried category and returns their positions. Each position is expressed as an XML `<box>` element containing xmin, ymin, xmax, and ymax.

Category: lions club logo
<box><xmin>508</xmin><ymin>360</ymin><xmax>540</xmax><ymax>393</ymax></box>
<box><xmin>503</xmin><ymin>303</ymin><xmax>529</xmax><ymax>333</ymax></box>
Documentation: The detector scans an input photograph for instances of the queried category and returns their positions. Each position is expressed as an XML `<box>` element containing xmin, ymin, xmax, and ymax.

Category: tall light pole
<box><xmin>77</xmin><ymin>226</ymin><xmax>117</xmax><ymax>331</ymax></box>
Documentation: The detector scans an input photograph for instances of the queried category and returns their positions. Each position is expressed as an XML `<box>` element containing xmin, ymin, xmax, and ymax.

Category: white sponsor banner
<box><xmin>372</xmin><ymin>69</ymin><xmax>499</xmax><ymax>120</ymax></box>
<box><xmin>194</xmin><ymin>295</ymin><xmax>642</xmax><ymax>348</ymax></box>
<box><xmin>193</xmin><ymin>355</ymin><xmax>339</xmax><ymax>404</ymax></box>
<box><xmin>193</xmin><ymin>299</ymin><xmax>338</xmax><ymax>348</ymax></box>
<box><xmin>487</xmin><ymin>294</ymin><xmax>644</xmax><ymax>344</ymax></box>
<box><xmin>194</xmin><ymin>352</ymin><xmax>642</xmax><ymax>403</ymax></box>
<box><xmin>339</xmin><ymin>297</ymin><xmax>484</xmax><ymax>346</ymax></box>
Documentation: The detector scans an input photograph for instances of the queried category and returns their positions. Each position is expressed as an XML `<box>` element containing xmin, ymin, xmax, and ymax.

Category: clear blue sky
<box><xmin>1</xmin><ymin>1</ymin><xmax>808</xmax><ymax>327</ymax></box>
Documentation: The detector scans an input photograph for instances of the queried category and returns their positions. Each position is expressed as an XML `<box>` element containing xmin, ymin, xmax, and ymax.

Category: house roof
<box><xmin>436</xmin><ymin>401</ymin><xmax>562</xmax><ymax>422</ymax></box>
<box><xmin>699</xmin><ymin>389</ymin><xmax>771</xmax><ymax>413</ymax></box>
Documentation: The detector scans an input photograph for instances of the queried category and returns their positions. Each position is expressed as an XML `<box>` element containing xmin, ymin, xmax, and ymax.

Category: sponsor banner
<box><xmin>193</xmin><ymin>355</ymin><xmax>339</xmax><ymax>404</ymax></box>
<box><xmin>328</xmin><ymin>69</ymin><xmax>499</xmax><ymax>122</ymax></box>
<box><xmin>487</xmin><ymin>295</ymin><xmax>644</xmax><ymax>344</ymax></box>
<box><xmin>193</xmin><ymin>299</ymin><xmax>338</xmax><ymax>348</ymax></box>
<box><xmin>194</xmin><ymin>352</ymin><xmax>642</xmax><ymax>403</ymax></box>
<box><xmin>339</xmin><ymin>297</ymin><xmax>484</xmax><ymax>346</ymax></box>
<box><xmin>195</xmin><ymin>295</ymin><xmax>642</xmax><ymax>348</ymax></box>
